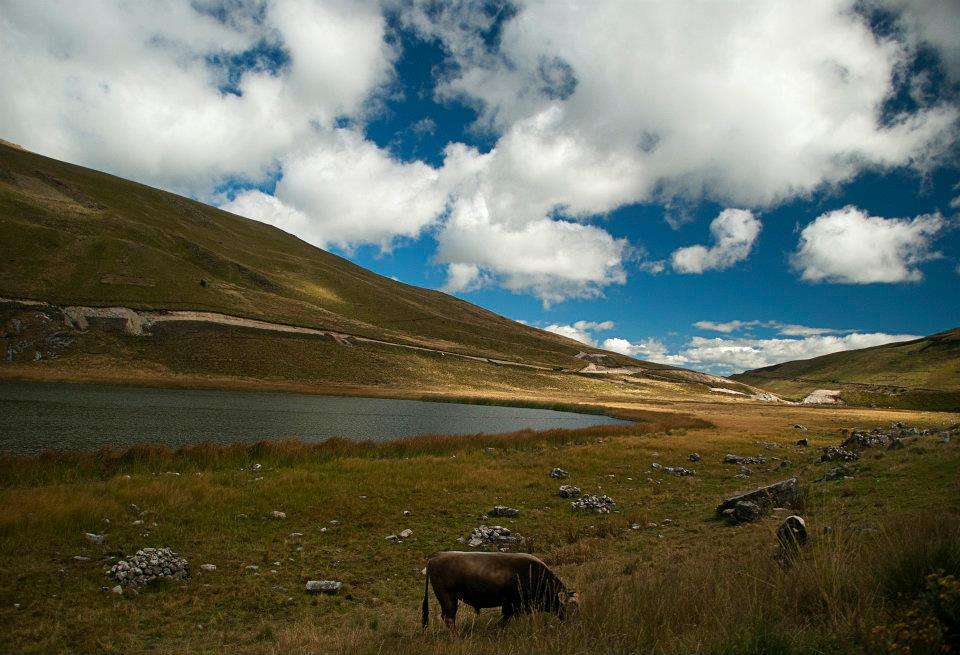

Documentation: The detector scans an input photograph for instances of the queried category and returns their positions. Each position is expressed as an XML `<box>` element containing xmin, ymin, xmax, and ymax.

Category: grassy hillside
<box><xmin>0</xmin><ymin>142</ymin><xmax>637</xmax><ymax>369</ymax></box>
<box><xmin>732</xmin><ymin>328</ymin><xmax>960</xmax><ymax>410</ymax></box>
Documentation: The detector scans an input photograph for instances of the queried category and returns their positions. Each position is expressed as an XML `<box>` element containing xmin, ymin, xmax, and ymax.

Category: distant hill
<box><xmin>732</xmin><ymin>328</ymin><xmax>960</xmax><ymax>411</ymax></box>
<box><xmin>0</xmin><ymin>142</ymin><xmax>758</xmax><ymax>402</ymax></box>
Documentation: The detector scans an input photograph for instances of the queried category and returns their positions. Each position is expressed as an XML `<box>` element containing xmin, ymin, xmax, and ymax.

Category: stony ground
<box><xmin>0</xmin><ymin>400</ymin><xmax>956</xmax><ymax>654</ymax></box>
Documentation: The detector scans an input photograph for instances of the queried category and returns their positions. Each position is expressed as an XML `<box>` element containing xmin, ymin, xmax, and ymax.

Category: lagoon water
<box><xmin>0</xmin><ymin>381</ymin><xmax>628</xmax><ymax>455</ymax></box>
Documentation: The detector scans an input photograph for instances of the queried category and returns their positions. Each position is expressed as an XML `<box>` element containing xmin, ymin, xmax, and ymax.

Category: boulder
<box><xmin>652</xmin><ymin>463</ymin><xmax>695</xmax><ymax>477</ymax></box>
<box><xmin>715</xmin><ymin>477</ymin><xmax>799</xmax><ymax>523</ymax></box>
<box><xmin>558</xmin><ymin>485</ymin><xmax>581</xmax><ymax>498</ymax></box>
<box><xmin>721</xmin><ymin>501</ymin><xmax>761</xmax><ymax>524</ymax></box>
<box><xmin>489</xmin><ymin>506</ymin><xmax>520</xmax><ymax>518</ymax></box>
<box><xmin>305</xmin><ymin>580</ymin><xmax>342</xmax><ymax>594</ymax></box>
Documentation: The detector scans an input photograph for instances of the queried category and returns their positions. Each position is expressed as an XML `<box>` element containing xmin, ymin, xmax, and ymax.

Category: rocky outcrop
<box><xmin>716</xmin><ymin>478</ymin><xmax>799</xmax><ymax>524</ymax></box>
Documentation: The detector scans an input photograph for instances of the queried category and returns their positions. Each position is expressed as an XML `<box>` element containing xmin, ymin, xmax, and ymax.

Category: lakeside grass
<box><xmin>0</xmin><ymin>403</ymin><xmax>956</xmax><ymax>654</ymax></box>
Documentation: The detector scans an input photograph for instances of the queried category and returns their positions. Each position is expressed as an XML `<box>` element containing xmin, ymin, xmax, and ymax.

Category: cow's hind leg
<box><xmin>437</xmin><ymin>592</ymin><xmax>459</xmax><ymax>630</ymax></box>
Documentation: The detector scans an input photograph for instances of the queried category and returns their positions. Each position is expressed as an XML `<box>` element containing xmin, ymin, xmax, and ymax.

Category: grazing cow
<box><xmin>422</xmin><ymin>551</ymin><xmax>579</xmax><ymax>628</ymax></box>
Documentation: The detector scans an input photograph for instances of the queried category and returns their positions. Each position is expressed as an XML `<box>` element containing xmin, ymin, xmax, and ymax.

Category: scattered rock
<box><xmin>402</xmin><ymin>510</ymin><xmax>412</xmax><ymax>516</ymax></box>
<box><xmin>888</xmin><ymin>437</ymin><xmax>904</xmax><ymax>450</ymax></box>
<box><xmin>73</xmin><ymin>556</ymin><xmax>91</xmax><ymax>562</ymax></box>
<box><xmin>558</xmin><ymin>485</ymin><xmax>582</xmax><ymax>498</ymax></box>
<box><xmin>737</xmin><ymin>466</ymin><xmax>752</xmax><ymax>477</ymax></box>
<box><xmin>200</xmin><ymin>564</ymin><xmax>217</xmax><ymax>572</ymax></box>
<box><xmin>792</xmin><ymin>424</ymin><xmax>807</xmax><ymax>431</ymax></box>
<box><xmin>460</xmin><ymin>525</ymin><xmax>523</xmax><ymax>548</ymax></box>
<box><xmin>652</xmin><ymin>462</ymin><xmax>695</xmax><ymax>477</ymax></box>
<box><xmin>571</xmin><ymin>494</ymin><xmax>616</xmax><ymax>514</ymax></box>
<box><xmin>386</xmin><ymin>529</ymin><xmax>413</xmax><ymax>542</ymax></box>
<box><xmin>819</xmin><ymin>446</ymin><xmax>859</xmax><ymax>463</ymax></box>
<box><xmin>549</xmin><ymin>467</ymin><xmax>569</xmax><ymax>479</ymax></box>
<box><xmin>305</xmin><ymin>580</ymin><xmax>342</xmax><ymax>595</ymax></box>
<box><xmin>802</xmin><ymin>389</ymin><xmax>842</xmax><ymax>405</ymax></box>
<box><xmin>688</xmin><ymin>453</ymin><xmax>701</xmax><ymax>462</ymax></box>
<box><xmin>490</xmin><ymin>506</ymin><xmax>520</xmax><ymax>518</ymax></box>
<box><xmin>755</xmin><ymin>441</ymin><xmax>781</xmax><ymax>449</ymax></box>
<box><xmin>399</xmin><ymin>529</ymin><xmax>413</xmax><ymax>539</ymax></box>
<box><xmin>715</xmin><ymin>477</ymin><xmax>799</xmax><ymax>524</ymax></box>
<box><xmin>106</xmin><ymin>547</ymin><xmax>189</xmax><ymax>587</ymax></box>
<box><xmin>724</xmin><ymin>453</ymin><xmax>765</xmax><ymax>465</ymax></box>
<box><xmin>270</xmin><ymin>511</ymin><xmax>287</xmax><ymax>519</ymax></box>
<box><xmin>83</xmin><ymin>533</ymin><xmax>105</xmax><ymax>545</ymax></box>
<box><xmin>111</xmin><ymin>585</ymin><xmax>123</xmax><ymax>595</ymax></box>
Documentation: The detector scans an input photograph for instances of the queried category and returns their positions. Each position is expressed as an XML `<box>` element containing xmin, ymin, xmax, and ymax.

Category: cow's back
<box><xmin>427</xmin><ymin>551</ymin><xmax>549</xmax><ymax>605</ymax></box>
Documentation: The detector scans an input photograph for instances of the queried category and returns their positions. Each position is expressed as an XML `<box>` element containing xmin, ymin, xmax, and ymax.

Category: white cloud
<box><xmin>676</xmin><ymin>332</ymin><xmax>919</xmax><ymax>373</ymax></box>
<box><xmin>435</xmin><ymin>189</ymin><xmax>628</xmax><ymax>304</ymax></box>
<box><xmin>602</xmin><ymin>337</ymin><xmax>684</xmax><ymax>365</ymax></box>
<box><xmin>694</xmin><ymin>319</ymin><xmax>847</xmax><ymax>336</ymax></box>
<box><xmin>407</xmin><ymin>0</ymin><xmax>958</xmax><ymax>208</ymax></box>
<box><xmin>694</xmin><ymin>320</ymin><xmax>753</xmax><ymax>334</ymax></box>
<box><xmin>671</xmin><ymin>209</ymin><xmax>761</xmax><ymax>273</ymax></box>
<box><xmin>545</xmin><ymin>324</ymin><xmax>596</xmax><ymax>346</ymax></box>
<box><xmin>0</xmin><ymin>0</ymin><xmax>393</xmax><ymax>197</ymax></box>
<box><xmin>228</xmin><ymin>129</ymin><xmax>448</xmax><ymax>249</ymax></box>
<box><xmin>574</xmin><ymin>320</ymin><xmax>615</xmax><ymax>331</ymax></box>
<box><xmin>792</xmin><ymin>206</ymin><xmax>945</xmax><ymax>284</ymax></box>
<box><xmin>544</xmin><ymin>319</ymin><xmax>615</xmax><ymax>346</ymax></box>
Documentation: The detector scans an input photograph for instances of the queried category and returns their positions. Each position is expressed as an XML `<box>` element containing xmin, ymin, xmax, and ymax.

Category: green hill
<box><xmin>731</xmin><ymin>328</ymin><xmax>960</xmax><ymax>410</ymax></box>
<box><xmin>1</xmin><ymin>141</ymin><xmax>750</xmax><ymax>402</ymax></box>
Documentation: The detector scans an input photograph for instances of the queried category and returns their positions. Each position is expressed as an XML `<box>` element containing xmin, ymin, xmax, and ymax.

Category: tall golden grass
<box><xmin>280</xmin><ymin>509</ymin><xmax>960</xmax><ymax>655</ymax></box>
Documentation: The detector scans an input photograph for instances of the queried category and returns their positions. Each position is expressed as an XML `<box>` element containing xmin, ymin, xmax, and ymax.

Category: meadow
<box><xmin>1</xmin><ymin>400</ymin><xmax>957</xmax><ymax>654</ymax></box>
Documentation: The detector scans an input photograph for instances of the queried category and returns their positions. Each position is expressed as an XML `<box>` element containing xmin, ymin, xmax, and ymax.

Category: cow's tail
<box><xmin>421</xmin><ymin>565</ymin><xmax>431</xmax><ymax>629</ymax></box>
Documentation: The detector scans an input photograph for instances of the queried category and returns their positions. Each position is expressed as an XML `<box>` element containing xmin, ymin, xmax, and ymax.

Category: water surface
<box><xmin>0</xmin><ymin>381</ymin><xmax>627</xmax><ymax>455</ymax></box>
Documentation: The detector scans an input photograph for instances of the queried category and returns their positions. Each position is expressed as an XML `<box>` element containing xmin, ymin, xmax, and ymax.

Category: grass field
<box><xmin>1</xmin><ymin>400</ymin><xmax>956</xmax><ymax>654</ymax></box>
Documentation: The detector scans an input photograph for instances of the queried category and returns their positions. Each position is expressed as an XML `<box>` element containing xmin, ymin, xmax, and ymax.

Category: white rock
<box><xmin>399</xmin><ymin>529</ymin><xmax>413</xmax><ymax>538</ymax></box>
<box><xmin>305</xmin><ymin>580</ymin><xmax>342</xmax><ymax>594</ymax></box>
<box><xmin>111</xmin><ymin>585</ymin><xmax>123</xmax><ymax>595</ymax></box>
<box><xmin>84</xmin><ymin>533</ymin><xmax>105</xmax><ymax>545</ymax></box>
<box><xmin>200</xmin><ymin>564</ymin><xmax>216</xmax><ymax>572</ymax></box>
<box><xmin>270</xmin><ymin>511</ymin><xmax>286</xmax><ymax>519</ymax></box>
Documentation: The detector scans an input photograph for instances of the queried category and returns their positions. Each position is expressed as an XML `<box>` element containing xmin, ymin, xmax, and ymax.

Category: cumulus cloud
<box><xmin>601</xmin><ymin>337</ymin><xmax>684</xmax><ymax>365</ymax></box>
<box><xmin>671</xmin><ymin>209</ymin><xmax>761</xmax><ymax>273</ymax></box>
<box><xmin>544</xmin><ymin>319</ymin><xmax>615</xmax><ymax>346</ymax></box>
<box><xmin>0</xmin><ymin>0</ymin><xmax>394</xmax><ymax>196</ymax></box>
<box><xmin>407</xmin><ymin>0</ymin><xmax>958</xmax><ymax>208</ymax></box>
<box><xmin>674</xmin><ymin>332</ymin><xmax>919</xmax><ymax>373</ymax></box>
<box><xmin>792</xmin><ymin>206</ymin><xmax>945</xmax><ymax>284</ymax></box>
<box><xmin>435</xmin><ymin>189</ymin><xmax>628</xmax><ymax>304</ymax></box>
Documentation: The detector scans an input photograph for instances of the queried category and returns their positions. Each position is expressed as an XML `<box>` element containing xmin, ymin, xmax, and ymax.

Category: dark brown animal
<box><xmin>422</xmin><ymin>551</ymin><xmax>578</xmax><ymax>628</ymax></box>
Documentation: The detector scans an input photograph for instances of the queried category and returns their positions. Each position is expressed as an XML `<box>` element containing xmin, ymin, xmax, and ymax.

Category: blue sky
<box><xmin>1</xmin><ymin>1</ymin><xmax>958</xmax><ymax>373</ymax></box>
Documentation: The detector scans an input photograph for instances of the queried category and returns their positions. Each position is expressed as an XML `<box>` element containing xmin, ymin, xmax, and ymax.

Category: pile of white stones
<box><xmin>558</xmin><ymin>484</ymin><xmax>582</xmax><ymax>498</ymax></box>
<box><xmin>106</xmin><ymin>547</ymin><xmax>189</xmax><ymax>587</ymax></box>
<box><xmin>460</xmin><ymin>525</ymin><xmax>523</xmax><ymax>548</ymax></box>
<box><xmin>571</xmin><ymin>494</ymin><xmax>615</xmax><ymax>514</ymax></box>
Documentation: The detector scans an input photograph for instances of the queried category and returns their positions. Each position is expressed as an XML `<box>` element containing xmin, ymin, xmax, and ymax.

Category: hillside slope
<box><xmin>732</xmin><ymin>328</ymin><xmax>960</xmax><ymax>410</ymax></box>
<box><xmin>0</xmin><ymin>142</ymin><xmax>767</xmax><ymax>403</ymax></box>
<box><xmin>0</xmin><ymin>141</ymin><xmax>636</xmax><ymax>368</ymax></box>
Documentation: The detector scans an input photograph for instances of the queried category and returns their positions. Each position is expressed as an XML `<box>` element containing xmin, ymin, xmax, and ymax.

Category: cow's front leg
<box><xmin>500</xmin><ymin>602</ymin><xmax>516</xmax><ymax>625</ymax></box>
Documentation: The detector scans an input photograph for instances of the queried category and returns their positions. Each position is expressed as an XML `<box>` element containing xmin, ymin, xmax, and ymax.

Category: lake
<box><xmin>0</xmin><ymin>381</ymin><xmax>628</xmax><ymax>455</ymax></box>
